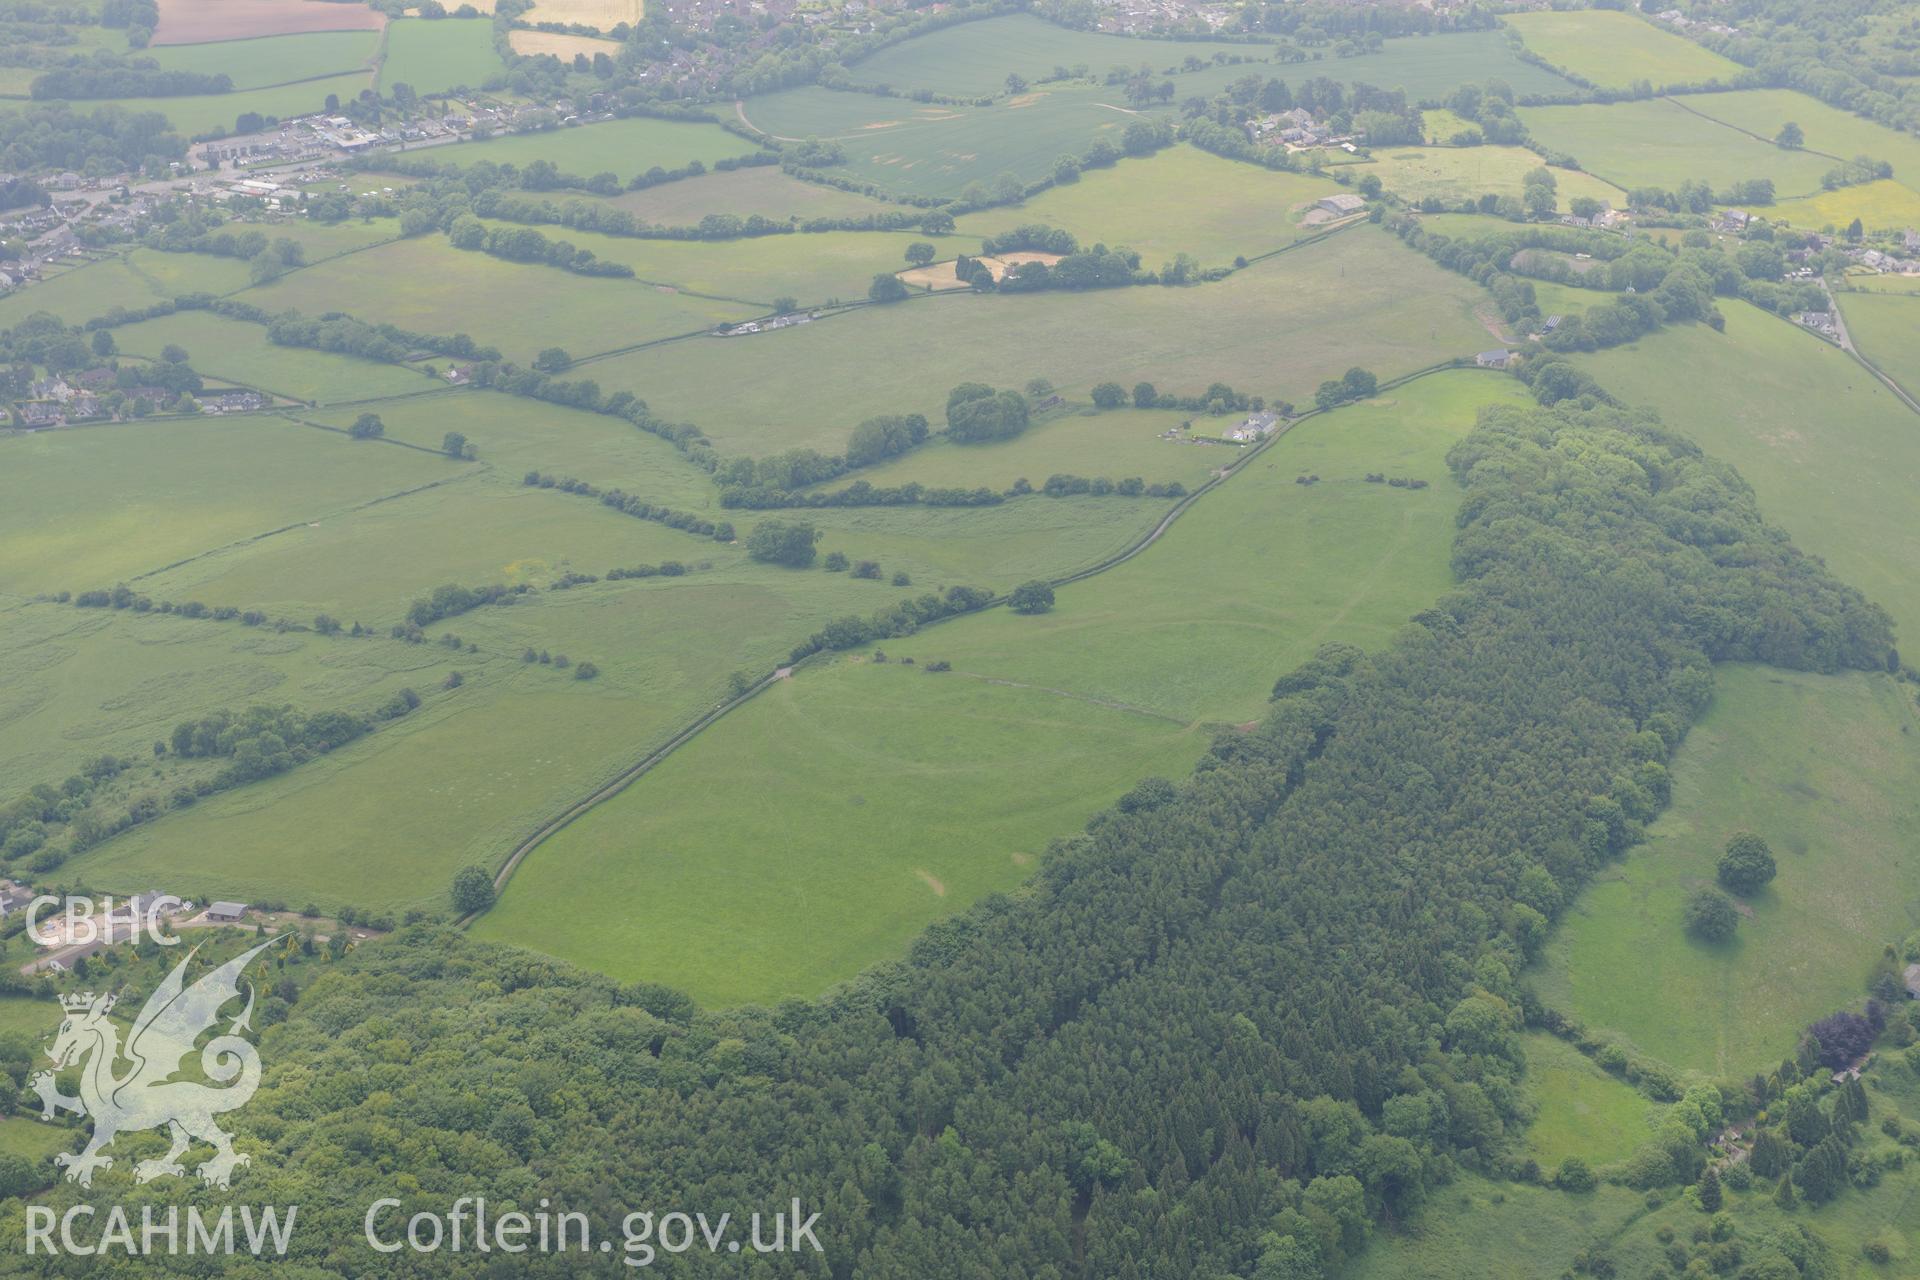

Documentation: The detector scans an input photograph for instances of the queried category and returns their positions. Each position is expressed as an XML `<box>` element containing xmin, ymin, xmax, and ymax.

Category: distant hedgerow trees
<box><xmin>449</xmin><ymin>865</ymin><xmax>494</xmax><ymax>914</ymax></box>
<box><xmin>946</xmin><ymin>382</ymin><xmax>1030</xmax><ymax>443</ymax></box>
<box><xmin>746</xmin><ymin>519</ymin><xmax>820</xmax><ymax>567</ymax></box>
<box><xmin>348</xmin><ymin>413</ymin><xmax>385</xmax><ymax>439</ymax></box>
<box><xmin>1008</xmin><ymin>580</ymin><xmax>1055</xmax><ymax>614</ymax></box>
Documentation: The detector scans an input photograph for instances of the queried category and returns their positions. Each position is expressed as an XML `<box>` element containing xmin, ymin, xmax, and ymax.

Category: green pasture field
<box><xmin>1670</xmin><ymin>89</ymin><xmax>1920</xmax><ymax>203</ymax></box>
<box><xmin>147</xmin><ymin>30</ymin><xmax>382</xmax><ymax>90</ymax></box>
<box><xmin>85</xmin><ymin>73</ymin><xmax>375</xmax><ymax>139</ymax></box>
<box><xmin>0</xmin><ymin>257</ymin><xmax>166</xmax><ymax>330</ymax></box>
<box><xmin>1840</xmin><ymin>271</ymin><xmax>1920</xmax><ymax>295</ymax></box>
<box><xmin>397</xmin><ymin>116</ymin><xmax>760</xmax><ymax>183</ymax></box>
<box><xmin>588</xmin><ymin>225</ymin><xmax>1492</xmax><ymax>455</ymax></box>
<box><xmin>1349</xmin><ymin>1176</ymin><xmax>1650</xmax><ymax>1280</ymax></box>
<box><xmin>955</xmin><ymin>144</ymin><xmax>1343</xmax><ymax>269</ymax></box>
<box><xmin>1772</xmin><ymin>180</ymin><xmax>1920</xmax><ymax>233</ymax></box>
<box><xmin>122</xmin><ymin>246</ymin><xmax>260</xmax><ymax>298</ymax></box>
<box><xmin>377</xmin><ymin>17</ymin><xmax>506</xmax><ymax>95</ymax></box>
<box><xmin>1519</xmin><ymin>99</ymin><xmax>1836</xmax><ymax>197</ymax></box>
<box><xmin>473</xmin><ymin>371</ymin><xmax>1524</xmax><ymax>1003</ymax></box>
<box><xmin>242</xmin><ymin>235</ymin><xmax>755</xmax><ymax>363</ymax></box>
<box><xmin>1504</xmin><ymin>10</ymin><xmax>1744</xmax><ymax>89</ymax></box>
<box><xmin>1580</xmin><ymin>301</ymin><xmax>1920</xmax><ymax>645</ymax></box>
<box><xmin>1520</xmin><ymin>1032</ymin><xmax>1660</xmax><ymax>1169</ymax></box>
<box><xmin>737</xmin><ymin>84</ymin><xmax>1142</xmax><ymax>200</ymax></box>
<box><xmin>108</xmin><ymin>310</ymin><xmax>435</xmax><ymax>403</ymax></box>
<box><xmin>831</xmin><ymin>405</ymin><xmax>1226</xmax><ymax>494</ymax></box>
<box><xmin>1359</xmin><ymin>146</ymin><xmax>1625</xmax><ymax>206</ymax></box>
<box><xmin>1835</xmin><ymin>292</ymin><xmax>1920</xmax><ymax>407</ymax></box>
<box><xmin>0</xmin><ymin>415</ymin><xmax>452</xmax><ymax>599</ymax></box>
<box><xmin>307</xmin><ymin>388</ymin><xmax>718</xmax><ymax>504</ymax></box>
<box><xmin>608</xmin><ymin>166</ymin><xmax>909</xmax><ymax>224</ymax></box>
<box><xmin>841</xmin><ymin>15</ymin><xmax>1259</xmax><ymax>99</ymax></box>
<box><xmin>1418</xmin><ymin>107</ymin><xmax>1477</xmax><ymax>142</ymax></box>
<box><xmin>1533</xmin><ymin>665</ymin><xmax>1920</xmax><ymax>1080</ymax></box>
<box><xmin>466</xmin><ymin>218</ymin><xmax>942</xmax><ymax>306</ymax></box>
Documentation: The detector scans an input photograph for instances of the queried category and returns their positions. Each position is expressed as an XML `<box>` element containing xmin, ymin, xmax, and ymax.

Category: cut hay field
<box><xmin>153</xmin><ymin>0</ymin><xmax>385</xmax><ymax>45</ymax></box>
<box><xmin>1772</xmin><ymin>179</ymin><xmax>1920</xmax><ymax>233</ymax></box>
<box><xmin>517</xmin><ymin>0</ymin><xmax>640</xmax><ymax>32</ymax></box>
<box><xmin>109</xmin><ymin>311</ymin><xmax>435</xmax><ymax>403</ymax></box>
<box><xmin>1520</xmin><ymin>1032</ymin><xmax>1661</xmax><ymax>1169</ymax></box>
<box><xmin>608</xmin><ymin>166</ymin><xmax>907</xmax><ymax>225</ymax></box>
<box><xmin>1838</xmin><ymin>292</ymin><xmax>1920</xmax><ymax>407</ymax></box>
<box><xmin>406</xmin><ymin>116</ymin><xmax>759</xmax><ymax>183</ymax></box>
<box><xmin>840</xmin><ymin>14</ymin><xmax>1255</xmax><ymax>99</ymax></box>
<box><xmin>1360</xmin><ymin>147</ymin><xmax>1625</xmax><ymax>206</ymax></box>
<box><xmin>955</xmin><ymin>144</ymin><xmax>1343</xmax><ymax>269</ymax></box>
<box><xmin>507</xmin><ymin>30</ymin><xmax>623</xmax><ymax>61</ymax></box>
<box><xmin>1531</xmin><ymin>665</ymin><xmax>1920</xmax><ymax>1080</ymax></box>
<box><xmin>378</xmin><ymin>17</ymin><xmax>506</xmax><ymax>95</ymax></box>
<box><xmin>1504</xmin><ymin>10</ymin><xmax>1744</xmax><ymax>89</ymax></box>
<box><xmin>148</xmin><ymin>30</ymin><xmax>382</xmax><ymax>90</ymax></box>
<box><xmin>588</xmin><ymin>225</ymin><xmax>1492</xmax><ymax>455</ymax></box>
<box><xmin>241</xmin><ymin>236</ymin><xmax>756</xmax><ymax>362</ymax></box>
<box><xmin>1580</xmin><ymin>302</ymin><xmax>1920</xmax><ymax>645</ymax></box>
<box><xmin>1519</xmin><ymin>98</ymin><xmax>1836</xmax><ymax>197</ymax></box>
<box><xmin>1670</xmin><ymin>89</ymin><xmax>1920</xmax><ymax>203</ymax></box>
<box><xmin>474</xmin><ymin>371</ymin><xmax>1526</xmax><ymax>1003</ymax></box>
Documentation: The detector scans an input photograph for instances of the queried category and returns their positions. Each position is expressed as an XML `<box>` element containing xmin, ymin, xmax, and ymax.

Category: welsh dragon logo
<box><xmin>30</xmin><ymin>940</ymin><xmax>271</xmax><ymax>1189</ymax></box>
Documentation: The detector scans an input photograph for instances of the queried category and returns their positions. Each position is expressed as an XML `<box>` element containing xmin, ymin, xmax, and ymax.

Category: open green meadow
<box><xmin>589</xmin><ymin>225</ymin><xmax>1492</xmax><ymax>455</ymax></box>
<box><xmin>148</xmin><ymin>30</ymin><xmax>382</xmax><ymax>90</ymax></box>
<box><xmin>1504</xmin><ymin>10</ymin><xmax>1745</xmax><ymax>89</ymax></box>
<box><xmin>397</xmin><ymin>116</ymin><xmax>760</xmax><ymax>182</ymax></box>
<box><xmin>0</xmin><ymin>258</ymin><xmax>166</xmax><ymax>329</ymax></box>
<box><xmin>1520</xmin><ymin>1033</ymin><xmax>1662</xmax><ymax>1169</ymax></box>
<box><xmin>110</xmin><ymin>310</ymin><xmax>435</xmax><ymax>403</ymax></box>
<box><xmin>1296</xmin><ymin>30</ymin><xmax>1576</xmax><ymax>99</ymax></box>
<box><xmin>1774</xmin><ymin>179</ymin><xmax>1920</xmax><ymax>233</ymax></box>
<box><xmin>1841</xmin><ymin>271</ymin><xmax>1920</xmax><ymax>294</ymax></box>
<box><xmin>1360</xmin><ymin>146</ymin><xmax>1625</xmax><ymax>206</ymax></box>
<box><xmin>1520</xmin><ymin>98</ymin><xmax>1837</xmax><ymax>197</ymax></box>
<box><xmin>377</xmin><ymin>17</ymin><xmax>507</xmax><ymax>95</ymax></box>
<box><xmin>609</xmin><ymin>166</ymin><xmax>909</xmax><ymax>224</ymax></box>
<box><xmin>102</xmin><ymin>72</ymin><xmax>375</xmax><ymax>138</ymax></box>
<box><xmin>1672</xmin><ymin>89</ymin><xmax>1920</xmax><ymax>203</ymax></box>
<box><xmin>956</xmin><ymin>144</ymin><xmax>1343</xmax><ymax>269</ymax></box>
<box><xmin>476</xmin><ymin>370</ymin><xmax>1527</xmax><ymax>1003</ymax></box>
<box><xmin>1580</xmin><ymin>302</ymin><xmax>1920</xmax><ymax>645</ymax></box>
<box><xmin>1836</xmin><ymin>292</ymin><xmax>1920</xmax><ymax>407</ymax></box>
<box><xmin>241</xmin><ymin>236</ymin><xmax>756</xmax><ymax>362</ymax></box>
<box><xmin>1533</xmin><ymin>666</ymin><xmax>1920</xmax><ymax>1080</ymax></box>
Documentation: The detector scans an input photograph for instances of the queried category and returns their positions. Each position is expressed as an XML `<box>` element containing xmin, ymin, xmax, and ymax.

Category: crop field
<box><xmin>406</xmin><ymin>116</ymin><xmax>761</xmax><ymax>182</ymax></box>
<box><xmin>1671</xmin><ymin>89</ymin><xmax>1920</xmax><ymax>203</ymax></box>
<box><xmin>148</xmin><ymin>30</ymin><xmax>382</xmax><ymax>89</ymax></box>
<box><xmin>378</xmin><ymin>17</ymin><xmax>506</xmax><ymax>95</ymax></box>
<box><xmin>590</xmin><ymin>225</ymin><xmax>1492</xmax><ymax>455</ymax></box>
<box><xmin>955</xmin><ymin>144</ymin><xmax>1343</xmax><ymax>269</ymax></box>
<box><xmin>1520</xmin><ymin>1033</ymin><xmax>1660</xmax><ymax>1169</ymax></box>
<box><xmin>106</xmin><ymin>72</ymin><xmax>376</xmax><ymax>138</ymax></box>
<box><xmin>109</xmin><ymin>311</ymin><xmax>436</xmax><ymax>403</ymax></box>
<box><xmin>517</xmin><ymin>0</ymin><xmax>641</xmax><ymax>31</ymax></box>
<box><xmin>241</xmin><ymin>236</ymin><xmax>757</xmax><ymax>362</ymax></box>
<box><xmin>608</xmin><ymin>166</ymin><xmax>908</xmax><ymax>225</ymax></box>
<box><xmin>1519</xmin><ymin>98</ymin><xmax>1837</xmax><ymax>197</ymax></box>
<box><xmin>506</xmin><ymin>30</ymin><xmax>624</xmax><ymax>61</ymax></box>
<box><xmin>1532</xmin><ymin>666</ymin><xmax>1920</xmax><ymax>1080</ymax></box>
<box><xmin>1359</xmin><ymin>147</ymin><xmax>1625</xmax><ymax>207</ymax></box>
<box><xmin>1772</xmin><ymin>179</ymin><xmax>1920</xmax><ymax>233</ymax></box>
<box><xmin>1581</xmin><ymin>301</ymin><xmax>1920</xmax><ymax>644</ymax></box>
<box><xmin>1504</xmin><ymin>10</ymin><xmax>1745</xmax><ymax>89</ymax></box>
<box><xmin>0</xmin><ymin>257</ymin><xmax>165</xmax><ymax>330</ymax></box>
<box><xmin>152</xmin><ymin>0</ymin><xmax>385</xmax><ymax>44</ymax></box>
<box><xmin>1835</xmin><ymin>291</ymin><xmax>1920</xmax><ymax>407</ymax></box>
<box><xmin>476</xmin><ymin>371</ymin><xmax>1527</xmax><ymax>1002</ymax></box>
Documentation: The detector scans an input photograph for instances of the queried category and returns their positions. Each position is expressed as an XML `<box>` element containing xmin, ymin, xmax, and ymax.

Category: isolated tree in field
<box><xmin>1133</xmin><ymin>381</ymin><xmax>1158</xmax><ymax>409</ymax></box>
<box><xmin>1776</xmin><ymin>121</ymin><xmax>1804</xmax><ymax>148</ymax></box>
<box><xmin>1684</xmin><ymin>887</ymin><xmax>1739</xmax><ymax>943</ymax></box>
<box><xmin>1554</xmin><ymin>1157</ymin><xmax>1594</xmax><ymax>1192</ymax></box>
<box><xmin>1717</xmin><ymin>832</ymin><xmax>1777</xmax><ymax>895</ymax></box>
<box><xmin>1025</xmin><ymin>377</ymin><xmax>1054</xmax><ymax>399</ymax></box>
<box><xmin>1009</xmin><ymin>580</ymin><xmax>1055</xmax><ymax>614</ymax></box>
<box><xmin>534</xmin><ymin>347</ymin><xmax>572</xmax><ymax>372</ymax></box>
<box><xmin>160</xmin><ymin>343</ymin><xmax>189</xmax><ymax>364</ymax></box>
<box><xmin>746</xmin><ymin>519</ymin><xmax>820</xmax><ymax>568</ymax></box>
<box><xmin>771</xmin><ymin>295</ymin><xmax>798</xmax><ymax>314</ymax></box>
<box><xmin>869</xmin><ymin>272</ymin><xmax>909</xmax><ymax>303</ymax></box>
<box><xmin>1342</xmin><ymin>367</ymin><xmax>1378</xmax><ymax>399</ymax></box>
<box><xmin>1091</xmin><ymin>381</ymin><xmax>1127</xmax><ymax>409</ymax></box>
<box><xmin>450</xmin><ymin>864</ymin><xmax>494</xmax><ymax>914</ymax></box>
<box><xmin>946</xmin><ymin>383</ymin><xmax>1030</xmax><ymax>443</ymax></box>
<box><xmin>442</xmin><ymin>431</ymin><xmax>475</xmax><ymax>459</ymax></box>
<box><xmin>1357</xmin><ymin>173</ymin><xmax>1382</xmax><ymax>199</ymax></box>
<box><xmin>904</xmin><ymin>241</ymin><xmax>936</xmax><ymax>267</ymax></box>
<box><xmin>1005</xmin><ymin>72</ymin><xmax>1028</xmax><ymax>95</ymax></box>
<box><xmin>348</xmin><ymin>413</ymin><xmax>385</xmax><ymax>440</ymax></box>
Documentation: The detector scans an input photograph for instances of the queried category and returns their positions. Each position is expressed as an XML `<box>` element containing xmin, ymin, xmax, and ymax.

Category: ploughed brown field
<box><xmin>153</xmin><ymin>0</ymin><xmax>386</xmax><ymax>45</ymax></box>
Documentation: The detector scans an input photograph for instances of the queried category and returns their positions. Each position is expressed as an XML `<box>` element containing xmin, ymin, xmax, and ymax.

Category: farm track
<box><xmin>471</xmin><ymin>357</ymin><xmax>1503</xmax><ymax>914</ymax></box>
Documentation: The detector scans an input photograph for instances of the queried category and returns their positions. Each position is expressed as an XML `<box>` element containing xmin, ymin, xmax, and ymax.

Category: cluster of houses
<box><xmin>1222</xmin><ymin>409</ymin><xmax>1280</xmax><ymax>443</ymax></box>
<box><xmin>1792</xmin><ymin>310</ymin><xmax>1840</xmax><ymax>340</ymax></box>
<box><xmin>1246</xmin><ymin>108</ymin><xmax>1354</xmax><ymax>153</ymax></box>
<box><xmin>8</xmin><ymin>373</ymin><xmax>267</xmax><ymax>429</ymax></box>
<box><xmin>716</xmin><ymin>311</ymin><xmax>817</xmax><ymax>337</ymax></box>
<box><xmin>1651</xmin><ymin>8</ymin><xmax>1741</xmax><ymax>38</ymax></box>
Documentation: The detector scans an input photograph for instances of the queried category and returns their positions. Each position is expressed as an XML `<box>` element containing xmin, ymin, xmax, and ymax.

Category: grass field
<box><xmin>1521</xmin><ymin>1033</ymin><xmax>1662</xmax><ymax>1169</ymax></box>
<box><xmin>1532</xmin><ymin>666</ymin><xmax>1920</xmax><ymax>1080</ymax></box>
<box><xmin>153</xmin><ymin>0</ymin><xmax>385</xmax><ymax>45</ymax></box>
<box><xmin>1359</xmin><ymin>146</ymin><xmax>1625</xmax><ymax>206</ymax></box>
<box><xmin>474</xmin><ymin>371</ymin><xmax>1526</xmax><ymax>1003</ymax></box>
<box><xmin>518</xmin><ymin>0</ymin><xmax>640</xmax><ymax>31</ymax></box>
<box><xmin>241</xmin><ymin>236</ymin><xmax>756</xmax><ymax>363</ymax></box>
<box><xmin>148</xmin><ymin>30</ymin><xmax>382</xmax><ymax>90</ymax></box>
<box><xmin>507</xmin><ymin>29</ymin><xmax>623</xmax><ymax>61</ymax></box>
<box><xmin>1841</xmin><ymin>272</ymin><xmax>1920</xmax><ymax>295</ymax></box>
<box><xmin>587</xmin><ymin>225</ymin><xmax>1492</xmax><ymax>455</ymax></box>
<box><xmin>1520</xmin><ymin>98</ymin><xmax>1837</xmax><ymax>197</ymax></box>
<box><xmin>95</xmin><ymin>72</ymin><xmax>375</xmax><ymax>138</ymax></box>
<box><xmin>1504</xmin><ymin>10</ymin><xmax>1745</xmax><ymax>89</ymax></box>
<box><xmin>1580</xmin><ymin>302</ymin><xmax>1920</xmax><ymax>646</ymax></box>
<box><xmin>1671</xmin><ymin>89</ymin><xmax>1920</xmax><ymax>204</ymax></box>
<box><xmin>0</xmin><ymin>256</ymin><xmax>172</xmax><ymax>329</ymax></box>
<box><xmin>401</xmin><ymin>116</ymin><xmax>759</xmax><ymax>182</ymax></box>
<box><xmin>1773</xmin><ymin>179</ymin><xmax>1920</xmax><ymax>232</ymax></box>
<box><xmin>1284</xmin><ymin>30</ymin><xmax>1575</xmax><ymax>100</ymax></box>
<box><xmin>608</xmin><ymin>167</ymin><xmax>908</xmax><ymax>225</ymax></box>
<box><xmin>378</xmin><ymin>16</ymin><xmax>506</xmax><ymax>95</ymax></box>
<box><xmin>1836</xmin><ymin>291</ymin><xmax>1920</xmax><ymax>408</ymax></box>
<box><xmin>955</xmin><ymin>144</ymin><xmax>1343</xmax><ymax>269</ymax></box>
<box><xmin>109</xmin><ymin>310</ymin><xmax>435</xmax><ymax>403</ymax></box>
